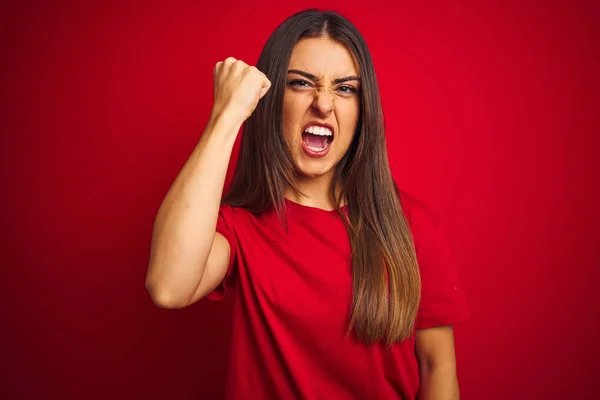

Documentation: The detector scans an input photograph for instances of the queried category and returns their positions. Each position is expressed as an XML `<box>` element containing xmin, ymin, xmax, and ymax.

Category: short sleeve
<box><xmin>401</xmin><ymin>193</ymin><xmax>470</xmax><ymax>329</ymax></box>
<box><xmin>205</xmin><ymin>205</ymin><xmax>238</xmax><ymax>301</ymax></box>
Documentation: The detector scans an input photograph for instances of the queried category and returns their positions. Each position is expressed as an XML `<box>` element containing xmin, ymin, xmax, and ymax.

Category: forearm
<box><xmin>146</xmin><ymin>112</ymin><xmax>241</xmax><ymax>306</ymax></box>
<box><xmin>418</xmin><ymin>365</ymin><xmax>459</xmax><ymax>400</ymax></box>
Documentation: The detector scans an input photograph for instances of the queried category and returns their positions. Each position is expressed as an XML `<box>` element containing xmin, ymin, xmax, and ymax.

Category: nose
<box><xmin>312</xmin><ymin>89</ymin><xmax>334</xmax><ymax>115</ymax></box>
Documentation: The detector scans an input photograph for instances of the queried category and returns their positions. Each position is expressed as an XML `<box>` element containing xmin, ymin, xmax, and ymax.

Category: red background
<box><xmin>2</xmin><ymin>1</ymin><xmax>599</xmax><ymax>399</ymax></box>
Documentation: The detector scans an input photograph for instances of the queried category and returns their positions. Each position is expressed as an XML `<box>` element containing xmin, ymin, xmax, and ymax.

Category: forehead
<box><xmin>288</xmin><ymin>37</ymin><xmax>359</xmax><ymax>77</ymax></box>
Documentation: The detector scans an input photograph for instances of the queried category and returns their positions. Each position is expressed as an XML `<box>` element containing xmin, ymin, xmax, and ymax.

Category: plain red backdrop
<box><xmin>2</xmin><ymin>0</ymin><xmax>599</xmax><ymax>399</ymax></box>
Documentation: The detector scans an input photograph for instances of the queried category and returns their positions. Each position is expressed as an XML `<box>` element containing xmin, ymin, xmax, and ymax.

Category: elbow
<box><xmin>145</xmin><ymin>278</ymin><xmax>189</xmax><ymax>309</ymax></box>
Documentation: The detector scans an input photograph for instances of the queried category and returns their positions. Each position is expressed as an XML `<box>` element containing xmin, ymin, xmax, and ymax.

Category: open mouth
<box><xmin>301</xmin><ymin>125</ymin><xmax>334</xmax><ymax>153</ymax></box>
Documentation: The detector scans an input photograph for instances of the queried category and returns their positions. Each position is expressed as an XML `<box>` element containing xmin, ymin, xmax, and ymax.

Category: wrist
<box><xmin>207</xmin><ymin>109</ymin><xmax>244</xmax><ymax>138</ymax></box>
<box><xmin>210</xmin><ymin>107</ymin><xmax>246</xmax><ymax>128</ymax></box>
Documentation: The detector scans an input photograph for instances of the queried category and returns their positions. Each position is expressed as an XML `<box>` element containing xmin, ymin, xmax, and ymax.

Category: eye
<box><xmin>288</xmin><ymin>79</ymin><xmax>312</xmax><ymax>88</ymax></box>
<box><xmin>337</xmin><ymin>85</ymin><xmax>358</xmax><ymax>94</ymax></box>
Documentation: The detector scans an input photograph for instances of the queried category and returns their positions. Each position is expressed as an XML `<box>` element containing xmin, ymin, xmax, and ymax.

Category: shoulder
<box><xmin>218</xmin><ymin>203</ymin><xmax>277</xmax><ymax>230</ymax></box>
<box><xmin>217</xmin><ymin>204</ymin><xmax>249</xmax><ymax>233</ymax></box>
<box><xmin>218</xmin><ymin>203</ymin><xmax>255</xmax><ymax>220</ymax></box>
<box><xmin>218</xmin><ymin>203</ymin><xmax>237</xmax><ymax>219</ymax></box>
<box><xmin>398</xmin><ymin>189</ymin><xmax>439</xmax><ymax>248</ymax></box>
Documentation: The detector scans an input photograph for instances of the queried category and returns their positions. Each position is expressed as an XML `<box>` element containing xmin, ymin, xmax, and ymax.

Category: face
<box><xmin>282</xmin><ymin>37</ymin><xmax>361</xmax><ymax>180</ymax></box>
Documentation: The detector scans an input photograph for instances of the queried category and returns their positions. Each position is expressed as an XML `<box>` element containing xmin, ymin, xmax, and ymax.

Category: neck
<box><xmin>284</xmin><ymin>171</ymin><xmax>344</xmax><ymax>211</ymax></box>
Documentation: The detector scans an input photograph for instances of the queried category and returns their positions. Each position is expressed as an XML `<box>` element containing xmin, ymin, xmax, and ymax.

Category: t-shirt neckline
<box><xmin>284</xmin><ymin>198</ymin><xmax>348</xmax><ymax>214</ymax></box>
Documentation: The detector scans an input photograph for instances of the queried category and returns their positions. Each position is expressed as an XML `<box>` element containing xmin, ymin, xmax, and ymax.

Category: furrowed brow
<box><xmin>288</xmin><ymin>69</ymin><xmax>361</xmax><ymax>84</ymax></box>
<box><xmin>288</xmin><ymin>69</ymin><xmax>317</xmax><ymax>81</ymax></box>
<box><xmin>333</xmin><ymin>76</ymin><xmax>361</xmax><ymax>84</ymax></box>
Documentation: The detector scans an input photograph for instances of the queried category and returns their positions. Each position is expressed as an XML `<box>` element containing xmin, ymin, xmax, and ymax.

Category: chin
<box><xmin>293</xmin><ymin>157</ymin><xmax>336</xmax><ymax>179</ymax></box>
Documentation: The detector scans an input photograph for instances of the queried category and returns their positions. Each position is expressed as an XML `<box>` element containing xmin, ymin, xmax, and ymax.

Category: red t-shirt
<box><xmin>207</xmin><ymin>190</ymin><xmax>469</xmax><ymax>399</ymax></box>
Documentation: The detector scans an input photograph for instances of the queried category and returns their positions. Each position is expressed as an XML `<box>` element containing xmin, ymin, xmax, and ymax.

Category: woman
<box><xmin>146</xmin><ymin>8</ymin><xmax>469</xmax><ymax>400</ymax></box>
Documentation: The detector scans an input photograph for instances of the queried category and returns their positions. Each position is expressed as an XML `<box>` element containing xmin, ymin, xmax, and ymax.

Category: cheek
<box><xmin>282</xmin><ymin>93</ymin><xmax>307</xmax><ymax>141</ymax></box>
<box><xmin>338</xmin><ymin>102</ymin><xmax>360</xmax><ymax>139</ymax></box>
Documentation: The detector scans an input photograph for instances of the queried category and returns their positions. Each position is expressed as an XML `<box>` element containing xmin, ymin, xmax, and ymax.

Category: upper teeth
<box><xmin>305</xmin><ymin>126</ymin><xmax>333</xmax><ymax>136</ymax></box>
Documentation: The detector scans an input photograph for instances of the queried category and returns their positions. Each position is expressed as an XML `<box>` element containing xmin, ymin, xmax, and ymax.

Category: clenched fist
<box><xmin>210</xmin><ymin>57</ymin><xmax>271</xmax><ymax>125</ymax></box>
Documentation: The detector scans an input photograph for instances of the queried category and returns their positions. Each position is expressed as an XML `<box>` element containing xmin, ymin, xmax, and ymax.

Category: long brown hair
<box><xmin>223</xmin><ymin>9</ymin><xmax>420</xmax><ymax>346</ymax></box>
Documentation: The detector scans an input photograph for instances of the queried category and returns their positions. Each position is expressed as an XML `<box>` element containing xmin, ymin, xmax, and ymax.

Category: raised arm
<box><xmin>145</xmin><ymin>57</ymin><xmax>270</xmax><ymax>308</ymax></box>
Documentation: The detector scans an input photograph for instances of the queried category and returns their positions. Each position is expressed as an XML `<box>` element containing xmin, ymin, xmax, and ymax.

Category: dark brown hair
<box><xmin>223</xmin><ymin>9</ymin><xmax>420</xmax><ymax>346</ymax></box>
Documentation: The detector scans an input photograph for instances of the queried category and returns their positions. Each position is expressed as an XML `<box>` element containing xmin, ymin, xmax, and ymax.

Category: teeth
<box><xmin>305</xmin><ymin>125</ymin><xmax>332</xmax><ymax>136</ymax></box>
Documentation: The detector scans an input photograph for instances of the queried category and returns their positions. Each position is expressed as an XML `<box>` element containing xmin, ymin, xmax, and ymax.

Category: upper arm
<box><xmin>186</xmin><ymin>232</ymin><xmax>231</xmax><ymax>305</ymax></box>
<box><xmin>415</xmin><ymin>325</ymin><xmax>457</xmax><ymax>371</ymax></box>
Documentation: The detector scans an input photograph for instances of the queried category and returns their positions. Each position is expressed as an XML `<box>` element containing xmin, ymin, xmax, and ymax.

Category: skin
<box><xmin>282</xmin><ymin>37</ymin><xmax>361</xmax><ymax>210</ymax></box>
<box><xmin>416</xmin><ymin>326</ymin><xmax>461</xmax><ymax>399</ymax></box>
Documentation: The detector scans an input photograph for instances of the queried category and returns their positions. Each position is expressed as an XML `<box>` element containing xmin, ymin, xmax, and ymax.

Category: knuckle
<box><xmin>242</xmin><ymin>66</ymin><xmax>253</xmax><ymax>76</ymax></box>
<box><xmin>233</xmin><ymin>60</ymin><xmax>246</xmax><ymax>70</ymax></box>
<box><xmin>249</xmin><ymin>66</ymin><xmax>261</xmax><ymax>77</ymax></box>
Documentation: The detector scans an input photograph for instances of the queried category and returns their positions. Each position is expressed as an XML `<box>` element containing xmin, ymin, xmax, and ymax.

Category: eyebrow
<box><xmin>287</xmin><ymin>69</ymin><xmax>361</xmax><ymax>84</ymax></box>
